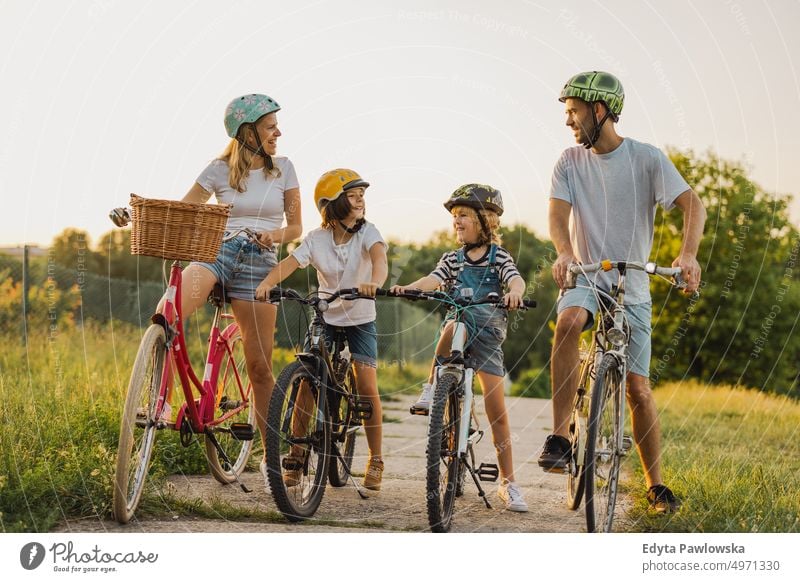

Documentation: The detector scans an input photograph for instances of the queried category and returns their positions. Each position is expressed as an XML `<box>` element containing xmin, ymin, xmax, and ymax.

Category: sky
<box><xmin>1</xmin><ymin>0</ymin><xmax>799</xmax><ymax>248</ymax></box>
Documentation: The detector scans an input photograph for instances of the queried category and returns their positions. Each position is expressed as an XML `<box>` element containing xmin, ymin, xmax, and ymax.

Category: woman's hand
<box><xmin>257</xmin><ymin>231</ymin><xmax>274</xmax><ymax>248</ymax></box>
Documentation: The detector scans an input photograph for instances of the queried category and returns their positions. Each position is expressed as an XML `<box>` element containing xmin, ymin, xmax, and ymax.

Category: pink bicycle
<box><xmin>110</xmin><ymin>201</ymin><xmax>258</xmax><ymax>524</ymax></box>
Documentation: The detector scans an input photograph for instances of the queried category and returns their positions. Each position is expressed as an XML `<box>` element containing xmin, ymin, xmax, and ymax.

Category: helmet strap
<box><xmin>343</xmin><ymin>218</ymin><xmax>366</xmax><ymax>234</ymax></box>
<box><xmin>238</xmin><ymin>127</ymin><xmax>274</xmax><ymax>171</ymax></box>
<box><xmin>583</xmin><ymin>103</ymin><xmax>612</xmax><ymax>150</ymax></box>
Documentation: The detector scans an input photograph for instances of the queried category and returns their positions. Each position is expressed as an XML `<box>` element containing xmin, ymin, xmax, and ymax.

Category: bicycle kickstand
<box><xmin>465</xmin><ymin>459</ymin><xmax>493</xmax><ymax>509</ymax></box>
<box><xmin>331</xmin><ymin>444</ymin><xmax>369</xmax><ymax>500</ymax></box>
<box><xmin>204</xmin><ymin>430</ymin><xmax>253</xmax><ymax>494</ymax></box>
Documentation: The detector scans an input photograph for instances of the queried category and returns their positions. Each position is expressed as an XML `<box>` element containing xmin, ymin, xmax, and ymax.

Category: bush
<box><xmin>510</xmin><ymin>367</ymin><xmax>551</xmax><ymax>398</ymax></box>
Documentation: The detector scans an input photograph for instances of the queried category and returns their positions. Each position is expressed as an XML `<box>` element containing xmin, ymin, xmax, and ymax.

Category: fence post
<box><xmin>22</xmin><ymin>244</ymin><xmax>30</xmax><ymax>344</ymax></box>
<box><xmin>395</xmin><ymin>299</ymin><xmax>404</xmax><ymax>371</ymax></box>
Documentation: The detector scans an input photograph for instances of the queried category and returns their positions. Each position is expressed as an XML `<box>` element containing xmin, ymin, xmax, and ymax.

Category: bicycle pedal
<box><xmin>354</xmin><ymin>399</ymin><xmax>373</xmax><ymax>420</ymax></box>
<box><xmin>409</xmin><ymin>404</ymin><xmax>430</xmax><ymax>416</ymax></box>
<box><xmin>282</xmin><ymin>456</ymin><xmax>304</xmax><ymax>471</ymax></box>
<box><xmin>475</xmin><ymin>463</ymin><xmax>499</xmax><ymax>482</ymax></box>
<box><xmin>229</xmin><ymin>423</ymin><xmax>254</xmax><ymax>441</ymax></box>
<box><xmin>621</xmin><ymin>435</ymin><xmax>633</xmax><ymax>455</ymax></box>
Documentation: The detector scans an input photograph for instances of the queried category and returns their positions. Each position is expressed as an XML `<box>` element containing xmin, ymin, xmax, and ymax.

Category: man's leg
<box><xmin>626</xmin><ymin>373</ymin><xmax>662</xmax><ymax>488</ymax></box>
<box><xmin>551</xmin><ymin>307</ymin><xmax>589</xmax><ymax>437</ymax></box>
<box><xmin>538</xmin><ymin>306</ymin><xmax>588</xmax><ymax>471</ymax></box>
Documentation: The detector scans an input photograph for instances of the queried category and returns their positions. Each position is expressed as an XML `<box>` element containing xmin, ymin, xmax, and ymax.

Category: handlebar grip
<box><xmin>523</xmin><ymin>299</ymin><xmax>537</xmax><ymax>308</ymax></box>
<box><xmin>109</xmin><ymin>207</ymin><xmax>130</xmax><ymax>227</ymax></box>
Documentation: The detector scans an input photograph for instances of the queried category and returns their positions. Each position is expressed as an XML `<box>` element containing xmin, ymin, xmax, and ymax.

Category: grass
<box><xmin>4</xmin><ymin>324</ymin><xmax>799</xmax><ymax>532</ymax></box>
<box><xmin>625</xmin><ymin>381</ymin><xmax>800</xmax><ymax>532</ymax></box>
<box><xmin>0</xmin><ymin>322</ymin><xmax>428</xmax><ymax>532</ymax></box>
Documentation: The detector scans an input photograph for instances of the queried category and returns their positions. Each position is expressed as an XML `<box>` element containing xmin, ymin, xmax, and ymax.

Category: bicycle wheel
<box><xmin>206</xmin><ymin>324</ymin><xmax>255</xmax><ymax>484</ymax></box>
<box><xmin>113</xmin><ymin>324</ymin><xmax>167</xmax><ymax>524</ymax></box>
<box><xmin>584</xmin><ymin>354</ymin><xmax>623</xmax><ymax>532</ymax></box>
<box><xmin>426</xmin><ymin>373</ymin><xmax>461</xmax><ymax>533</ymax></box>
<box><xmin>566</xmin><ymin>398</ymin><xmax>586</xmax><ymax>510</ymax></box>
<box><xmin>266</xmin><ymin>360</ymin><xmax>331</xmax><ymax>521</ymax></box>
<box><xmin>328</xmin><ymin>367</ymin><xmax>357</xmax><ymax>487</ymax></box>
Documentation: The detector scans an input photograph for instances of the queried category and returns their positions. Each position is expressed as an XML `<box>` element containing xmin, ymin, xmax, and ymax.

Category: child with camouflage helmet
<box><xmin>391</xmin><ymin>183</ymin><xmax>529</xmax><ymax>512</ymax></box>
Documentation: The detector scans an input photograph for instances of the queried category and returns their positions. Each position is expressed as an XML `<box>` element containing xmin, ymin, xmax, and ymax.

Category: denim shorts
<box><xmin>190</xmin><ymin>235</ymin><xmax>277</xmax><ymax>302</ymax></box>
<box><xmin>557</xmin><ymin>274</ymin><xmax>652</xmax><ymax>377</ymax></box>
<box><xmin>445</xmin><ymin>306</ymin><xmax>507</xmax><ymax>377</ymax></box>
<box><xmin>304</xmin><ymin>321</ymin><xmax>378</xmax><ymax>368</ymax></box>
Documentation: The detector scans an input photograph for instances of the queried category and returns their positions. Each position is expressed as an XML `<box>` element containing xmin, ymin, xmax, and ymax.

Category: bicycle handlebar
<box><xmin>566</xmin><ymin>260</ymin><xmax>696</xmax><ymax>297</ymax></box>
<box><xmin>376</xmin><ymin>288</ymin><xmax>536</xmax><ymax>310</ymax></box>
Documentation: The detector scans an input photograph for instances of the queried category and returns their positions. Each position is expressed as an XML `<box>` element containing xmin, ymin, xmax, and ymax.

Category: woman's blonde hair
<box><xmin>451</xmin><ymin>205</ymin><xmax>502</xmax><ymax>246</ymax></box>
<box><xmin>220</xmin><ymin>135</ymin><xmax>281</xmax><ymax>192</ymax></box>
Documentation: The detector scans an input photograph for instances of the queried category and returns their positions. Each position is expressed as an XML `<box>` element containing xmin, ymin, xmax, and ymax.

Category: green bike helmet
<box><xmin>444</xmin><ymin>184</ymin><xmax>504</xmax><ymax>216</ymax></box>
<box><xmin>559</xmin><ymin>71</ymin><xmax>624</xmax><ymax>120</ymax></box>
<box><xmin>224</xmin><ymin>93</ymin><xmax>281</xmax><ymax>139</ymax></box>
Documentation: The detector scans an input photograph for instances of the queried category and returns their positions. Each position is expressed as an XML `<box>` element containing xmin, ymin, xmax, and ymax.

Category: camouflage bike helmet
<box><xmin>559</xmin><ymin>71</ymin><xmax>624</xmax><ymax>148</ymax></box>
<box><xmin>443</xmin><ymin>183</ymin><xmax>504</xmax><ymax>216</ymax></box>
<box><xmin>444</xmin><ymin>184</ymin><xmax>504</xmax><ymax>249</ymax></box>
<box><xmin>224</xmin><ymin>93</ymin><xmax>281</xmax><ymax>170</ymax></box>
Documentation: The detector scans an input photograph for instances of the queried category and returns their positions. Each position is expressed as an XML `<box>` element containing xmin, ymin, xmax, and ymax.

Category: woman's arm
<box><xmin>259</xmin><ymin>188</ymin><xmax>302</xmax><ymax>247</ymax></box>
<box><xmin>182</xmin><ymin>183</ymin><xmax>212</xmax><ymax>203</ymax></box>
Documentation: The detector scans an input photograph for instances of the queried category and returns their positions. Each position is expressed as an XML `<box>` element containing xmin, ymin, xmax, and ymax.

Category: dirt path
<box><xmin>57</xmin><ymin>394</ymin><xmax>632</xmax><ymax>533</ymax></box>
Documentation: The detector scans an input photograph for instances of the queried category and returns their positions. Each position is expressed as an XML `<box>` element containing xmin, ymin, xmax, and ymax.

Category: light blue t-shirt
<box><xmin>550</xmin><ymin>138</ymin><xmax>689</xmax><ymax>304</ymax></box>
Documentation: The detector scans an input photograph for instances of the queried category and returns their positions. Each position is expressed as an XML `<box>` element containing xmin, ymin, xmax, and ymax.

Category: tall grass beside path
<box><xmin>626</xmin><ymin>381</ymin><xmax>800</xmax><ymax>532</ymax></box>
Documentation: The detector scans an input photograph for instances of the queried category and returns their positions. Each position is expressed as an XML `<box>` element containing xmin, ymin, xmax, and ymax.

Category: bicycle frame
<box><xmin>154</xmin><ymin>261</ymin><xmax>248</xmax><ymax>434</ymax></box>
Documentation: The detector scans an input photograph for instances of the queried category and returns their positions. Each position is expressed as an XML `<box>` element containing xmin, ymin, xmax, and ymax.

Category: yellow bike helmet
<box><xmin>314</xmin><ymin>168</ymin><xmax>370</xmax><ymax>211</ymax></box>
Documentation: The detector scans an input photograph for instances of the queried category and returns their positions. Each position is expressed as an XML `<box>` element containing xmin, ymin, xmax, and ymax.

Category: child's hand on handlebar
<box><xmin>358</xmin><ymin>282</ymin><xmax>379</xmax><ymax>297</ymax></box>
<box><xmin>503</xmin><ymin>291</ymin><xmax>523</xmax><ymax>310</ymax></box>
<box><xmin>254</xmin><ymin>280</ymin><xmax>274</xmax><ymax>302</ymax></box>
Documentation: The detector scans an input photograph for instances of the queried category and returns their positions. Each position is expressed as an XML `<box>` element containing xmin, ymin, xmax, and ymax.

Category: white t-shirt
<box><xmin>550</xmin><ymin>138</ymin><xmax>689</xmax><ymax>304</ymax></box>
<box><xmin>195</xmin><ymin>157</ymin><xmax>299</xmax><ymax>232</ymax></box>
<box><xmin>291</xmin><ymin>222</ymin><xmax>387</xmax><ymax>326</ymax></box>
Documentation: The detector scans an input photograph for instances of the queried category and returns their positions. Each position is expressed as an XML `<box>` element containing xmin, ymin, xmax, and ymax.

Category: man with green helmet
<box><xmin>538</xmin><ymin>71</ymin><xmax>707</xmax><ymax>513</ymax></box>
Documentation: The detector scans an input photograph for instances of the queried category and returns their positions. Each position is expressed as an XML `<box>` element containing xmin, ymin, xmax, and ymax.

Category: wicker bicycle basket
<box><xmin>129</xmin><ymin>194</ymin><xmax>231</xmax><ymax>262</ymax></box>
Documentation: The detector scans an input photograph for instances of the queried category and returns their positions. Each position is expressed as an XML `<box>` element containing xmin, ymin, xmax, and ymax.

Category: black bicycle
<box><xmin>264</xmin><ymin>287</ymin><xmax>374</xmax><ymax>521</ymax></box>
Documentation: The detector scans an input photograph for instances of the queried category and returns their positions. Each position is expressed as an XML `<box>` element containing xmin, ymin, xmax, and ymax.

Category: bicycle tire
<box><xmin>266</xmin><ymin>360</ymin><xmax>331</xmax><ymax>521</ymax></box>
<box><xmin>328</xmin><ymin>367</ymin><xmax>357</xmax><ymax>487</ymax></box>
<box><xmin>205</xmin><ymin>325</ymin><xmax>255</xmax><ymax>484</ymax></box>
<box><xmin>566</xmin><ymin>403</ymin><xmax>586</xmax><ymax>510</ymax></box>
<box><xmin>584</xmin><ymin>353</ymin><xmax>622</xmax><ymax>532</ymax></box>
<box><xmin>112</xmin><ymin>324</ymin><xmax>167</xmax><ymax>524</ymax></box>
<box><xmin>426</xmin><ymin>373</ymin><xmax>461</xmax><ymax>533</ymax></box>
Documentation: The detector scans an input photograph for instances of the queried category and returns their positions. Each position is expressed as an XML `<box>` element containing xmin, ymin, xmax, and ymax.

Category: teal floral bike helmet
<box><xmin>224</xmin><ymin>93</ymin><xmax>281</xmax><ymax>169</ymax></box>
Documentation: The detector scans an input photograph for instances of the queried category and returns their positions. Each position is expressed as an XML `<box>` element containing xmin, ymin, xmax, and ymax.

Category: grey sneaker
<box><xmin>498</xmin><ymin>480</ymin><xmax>528</xmax><ymax>512</ymax></box>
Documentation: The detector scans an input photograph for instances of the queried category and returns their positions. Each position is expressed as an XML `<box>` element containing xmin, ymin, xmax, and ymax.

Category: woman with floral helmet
<box><xmin>112</xmin><ymin>94</ymin><xmax>303</xmax><ymax>494</ymax></box>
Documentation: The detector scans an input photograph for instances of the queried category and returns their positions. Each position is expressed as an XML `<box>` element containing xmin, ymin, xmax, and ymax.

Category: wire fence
<box><xmin>1</xmin><ymin>251</ymin><xmax>441</xmax><ymax>364</ymax></box>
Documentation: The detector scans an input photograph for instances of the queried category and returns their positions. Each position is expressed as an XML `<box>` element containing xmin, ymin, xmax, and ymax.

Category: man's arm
<box><xmin>549</xmin><ymin>198</ymin><xmax>576</xmax><ymax>289</ymax></box>
<box><xmin>671</xmin><ymin>189</ymin><xmax>706</xmax><ymax>293</ymax></box>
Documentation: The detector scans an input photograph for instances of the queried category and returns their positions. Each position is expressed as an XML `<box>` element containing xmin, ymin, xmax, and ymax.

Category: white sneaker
<box><xmin>498</xmin><ymin>480</ymin><xmax>528</xmax><ymax>512</ymax></box>
<box><xmin>412</xmin><ymin>382</ymin><xmax>435</xmax><ymax>412</ymax></box>
<box><xmin>259</xmin><ymin>460</ymin><xmax>271</xmax><ymax>495</ymax></box>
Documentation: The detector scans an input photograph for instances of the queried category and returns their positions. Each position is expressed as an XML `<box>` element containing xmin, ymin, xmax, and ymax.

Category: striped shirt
<box><xmin>430</xmin><ymin>245</ymin><xmax>522</xmax><ymax>286</ymax></box>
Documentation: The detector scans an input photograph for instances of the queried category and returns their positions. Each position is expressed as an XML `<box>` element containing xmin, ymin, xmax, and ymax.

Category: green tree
<box><xmin>650</xmin><ymin>151</ymin><xmax>800</xmax><ymax>396</ymax></box>
<box><xmin>94</xmin><ymin>229</ymin><xmax>165</xmax><ymax>282</ymax></box>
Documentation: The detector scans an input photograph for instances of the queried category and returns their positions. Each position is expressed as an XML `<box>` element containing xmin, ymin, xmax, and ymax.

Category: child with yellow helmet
<box><xmin>255</xmin><ymin>169</ymin><xmax>388</xmax><ymax>492</ymax></box>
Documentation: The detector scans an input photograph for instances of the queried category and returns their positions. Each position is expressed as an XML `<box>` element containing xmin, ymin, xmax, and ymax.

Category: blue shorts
<box><xmin>445</xmin><ymin>306</ymin><xmax>507</xmax><ymax>378</ymax></box>
<box><xmin>558</xmin><ymin>275</ymin><xmax>652</xmax><ymax>377</ymax></box>
<box><xmin>190</xmin><ymin>235</ymin><xmax>277</xmax><ymax>302</ymax></box>
<box><xmin>304</xmin><ymin>321</ymin><xmax>378</xmax><ymax>368</ymax></box>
